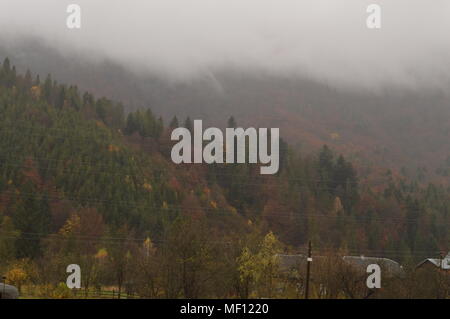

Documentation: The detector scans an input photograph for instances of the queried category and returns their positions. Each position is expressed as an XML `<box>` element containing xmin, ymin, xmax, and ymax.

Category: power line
<box><xmin>0</xmin><ymin>189</ymin><xmax>445</xmax><ymax>224</ymax></box>
<box><xmin>0</xmin><ymin>232</ymin><xmax>443</xmax><ymax>260</ymax></box>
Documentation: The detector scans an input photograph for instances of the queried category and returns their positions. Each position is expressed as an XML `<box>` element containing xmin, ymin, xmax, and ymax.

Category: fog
<box><xmin>1</xmin><ymin>0</ymin><xmax>450</xmax><ymax>90</ymax></box>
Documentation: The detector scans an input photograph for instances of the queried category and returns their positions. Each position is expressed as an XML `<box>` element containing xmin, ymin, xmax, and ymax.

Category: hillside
<box><xmin>0</xmin><ymin>58</ymin><xmax>448</xmax><ymax>298</ymax></box>
<box><xmin>2</xmin><ymin>39</ymin><xmax>450</xmax><ymax>185</ymax></box>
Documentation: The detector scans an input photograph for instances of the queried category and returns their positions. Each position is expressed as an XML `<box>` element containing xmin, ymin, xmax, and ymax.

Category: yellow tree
<box><xmin>254</xmin><ymin>232</ymin><xmax>282</xmax><ymax>298</ymax></box>
<box><xmin>237</xmin><ymin>232</ymin><xmax>283</xmax><ymax>298</ymax></box>
<box><xmin>5</xmin><ymin>260</ymin><xmax>29</xmax><ymax>293</ymax></box>
<box><xmin>237</xmin><ymin>247</ymin><xmax>257</xmax><ymax>298</ymax></box>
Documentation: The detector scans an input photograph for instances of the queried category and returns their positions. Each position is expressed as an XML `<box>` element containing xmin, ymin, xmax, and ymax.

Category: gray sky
<box><xmin>1</xmin><ymin>0</ymin><xmax>450</xmax><ymax>90</ymax></box>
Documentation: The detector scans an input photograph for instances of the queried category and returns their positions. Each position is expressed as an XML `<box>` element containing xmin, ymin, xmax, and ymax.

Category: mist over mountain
<box><xmin>2</xmin><ymin>37</ymin><xmax>450</xmax><ymax>183</ymax></box>
<box><xmin>1</xmin><ymin>0</ymin><xmax>450</xmax><ymax>182</ymax></box>
<box><xmin>2</xmin><ymin>0</ymin><xmax>450</xmax><ymax>89</ymax></box>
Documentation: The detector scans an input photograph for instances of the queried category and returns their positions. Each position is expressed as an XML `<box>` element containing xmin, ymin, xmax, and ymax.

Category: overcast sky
<box><xmin>1</xmin><ymin>0</ymin><xmax>450</xmax><ymax>90</ymax></box>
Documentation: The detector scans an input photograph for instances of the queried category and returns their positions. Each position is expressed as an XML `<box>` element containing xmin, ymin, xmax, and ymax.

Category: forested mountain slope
<box><xmin>0</xmin><ymin>57</ymin><xmax>447</xmax><ymax>263</ymax></box>
<box><xmin>2</xmin><ymin>39</ymin><xmax>450</xmax><ymax>184</ymax></box>
<box><xmin>0</xmin><ymin>57</ymin><xmax>448</xmax><ymax>297</ymax></box>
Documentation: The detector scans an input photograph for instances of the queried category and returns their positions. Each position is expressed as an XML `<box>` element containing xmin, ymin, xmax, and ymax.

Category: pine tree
<box><xmin>24</xmin><ymin>69</ymin><xmax>32</xmax><ymax>89</ymax></box>
<box><xmin>227</xmin><ymin>116</ymin><xmax>237</xmax><ymax>128</ymax></box>
<box><xmin>3</xmin><ymin>57</ymin><xmax>11</xmax><ymax>73</ymax></box>
<box><xmin>169</xmin><ymin>116</ymin><xmax>179</xmax><ymax>129</ymax></box>
<box><xmin>43</xmin><ymin>74</ymin><xmax>53</xmax><ymax>103</ymax></box>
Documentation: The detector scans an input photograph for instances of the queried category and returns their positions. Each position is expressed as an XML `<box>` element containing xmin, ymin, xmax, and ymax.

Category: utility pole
<box><xmin>304</xmin><ymin>240</ymin><xmax>312</xmax><ymax>299</ymax></box>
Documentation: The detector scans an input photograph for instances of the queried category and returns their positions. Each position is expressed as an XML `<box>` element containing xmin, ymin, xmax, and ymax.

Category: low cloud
<box><xmin>1</xmin><ymin>0</ymin><xmax>450</xmax><ymax>90</ymax></box>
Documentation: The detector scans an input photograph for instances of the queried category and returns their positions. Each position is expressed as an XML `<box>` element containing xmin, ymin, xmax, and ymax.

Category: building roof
<box><xmin>276</xmin><ymin>254</ymin><xmax>403</xmax><ymax>275</ymax></box>
<box><xmin>343</xmin><ymin>256</ymin><xmax>403</xmax><ymax>274</ymax></box>
<box><xmin>417</xmin><ymin>253</ymin><xmax>450</xmax><ymax>270</ymax></box>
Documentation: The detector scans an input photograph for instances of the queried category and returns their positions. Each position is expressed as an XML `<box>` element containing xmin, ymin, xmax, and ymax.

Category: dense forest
<box><xmin>0</xmin><ymin>58</ymin><xmax>448</xmax><ymax>298</ymax></box>
<box><xmin>4</xmin><ymin>40</ymin><xmax>450</xmax><ymax>186</ymax></box>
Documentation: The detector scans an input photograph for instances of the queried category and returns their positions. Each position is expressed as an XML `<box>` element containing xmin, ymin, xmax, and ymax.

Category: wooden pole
<box><xmin>305</xmin><ymin>240</ymin><xmax>312</xmax><ymax>299</ymax></box>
